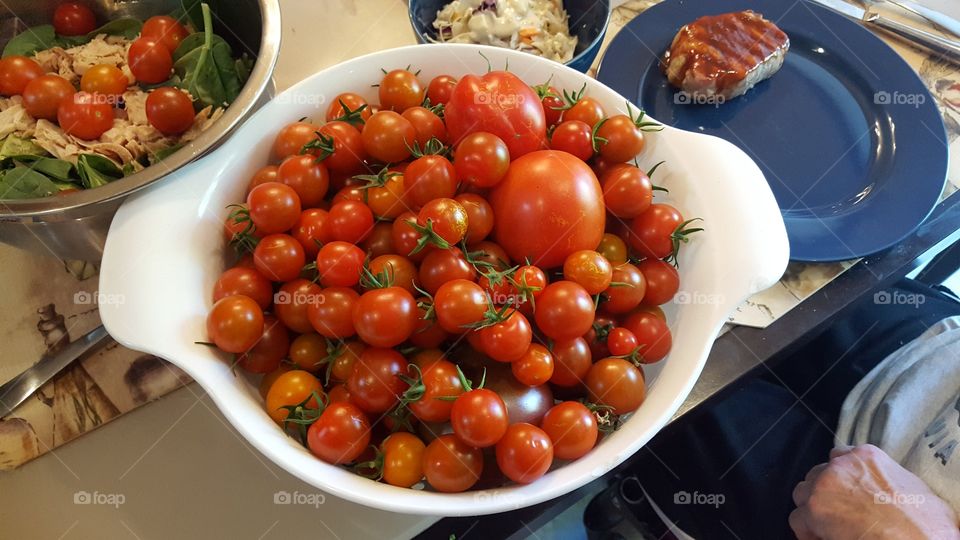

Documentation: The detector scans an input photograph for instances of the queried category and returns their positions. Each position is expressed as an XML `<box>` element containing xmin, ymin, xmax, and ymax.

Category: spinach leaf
<box><xmin>76</xmin><ymin>154</ymin><xmax>123</xmax><ymax>189</ymax></box>
<box><xmin>2</xmin><ymin>25</ymin><xmax>57</xmax><ymax>57</ymax></box>
<box><xmin>149</xmin><ymin>144</ymin><xmax>183</xmax><ymax>164</ymax></box>
<box><xmin>28</xmin><ymin>157</ymin><xmax>77</xmax><ymax>181</ymax></box>
<box><xmin>235</xmin><ymin>54</ymin><xmax>254</xmax><ymax>86</ymax></box>
<box><xmin>0</xmin><ymin>135</ymin><xmax>46</xmax><ymax>160</ymax></box>
<box><xmin>86</xmin><ymin>18</ymin><xmax>143</xmax><ymax>40</ymax></box>
<box><xmin>177</xmin><ymin>0</ymin><xmax>205</xmax><ymax>32</ymax></box>
<box><xmin>0</xmin><ymin>166</ymin><xmax>60</xmax><ymax>199</ymax></box>
<box><xmin>173</xmin><ymin>3</ymin><xmax>243</xmax><ymax>108</ymax></box>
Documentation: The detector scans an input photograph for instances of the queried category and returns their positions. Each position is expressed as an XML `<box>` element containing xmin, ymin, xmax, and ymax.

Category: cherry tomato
<box><xmin>325</xmin><ymin>92</ymin><xmax>372</xmax><ymax>123</ymax></box>
<box><xmin>539</xmin><ymin>85</ymin><xmax>565</xmax><ymax>127</ymax></box>
<box><xmin>405</xmin><ymin>155</ymin><xmax>456</xmax><ymax>207</ymax></box>
<box><xmin>550</xmin><ymin>120</ymin><xmax>594</xmax><ymax>161</ymax></box>
<box><xmin>434</xmin><ymin>279</ymin><xmax>487</xmax><ymax>333</ymax></box>
<box><xmin>57</xmin><ymin>92</ymin><xmax>113</xmax><ymax>140</ymax></box>
<box><xmin>368</xmin><ymin>254</ymin><xmax>417</xmax><ymax>294</ymax></box>
<box><xmin>361</xmin><ymin>171</ymin><xmax>407</xmax><ymax>219</ymax></box>
<box><xmin>426</xmin><ymin>74</ymin><xmax>457</xmax><ymax>105</ymax></box>
<box><xmin>637</xmin><ymin>259</ymin><xmax>680</xmax><ymax>306</ymax></box>
<box><xmin>145</xmin><ymin>86</ymin><xmax>194</xmax><ymax>135</ymax></box>
<box><xmin>402</xmin><ymin>106</ymin><xmax>446</xmax><ymax>146</ymax></box>
<box><xmin>362</xmin><ymin>222</ymin><xmax>396</xmax><ymax>258</ymax></box>
<box><xmin>596</xmin><ymin>114</ymin><xmax>645</xmax><ymax>163</ymax></box>
<box><xmin>422</xmin><ymin>434</ymin><xmax>483</xmax><ymax>493</ymax></box>
<box><xmin>315</xmin><ymin>240</ymin><xmax>365</xmax><ymax>287</ymax></box>
<box><xmin>328</xmin><ymin>341</ymin><xmax>365</xmax><ymax>382</ymax></box>
<box><xmin>550</xmin><ymin>337</ymin><xmax>592</xmax><ymax>387</ymax></box>
<box><xmin>327</xmin><ymin>384</ymin><xmax>352</xmax><ymax>403</ymax></box>
<box><xmin>621</xmin><ymin>310</ymin><xmax>672</xmax><ymax>363</ymax></box>
<box><xmin>602</xmin><ymin>165</ymin><xmax>653</xmax><ymax>219</ymax></box>
<box><xmin>353</xmin><ymin>287</ymin><xmax>418</xmax><ymax>347</ymax></box>
<box><xmin>606</xmin><ymin>327</ymin><xmax>638</xmax><ymax>356</ymax></box>
<box><xmin>585</xmin><ymin>358</ymin><xmax>645</xmax><ymax>414</ymax></box>
<box><xmin>292</xmin><ymin>208</ymin><xmax>332</xmax><ymax>259</ymax></box>
<box><xmin>0</xmin><ymin>55</ymin><xmax>44</xmax><ymax>96</ymax></box>
<box><xmin>53</xmin><ymin>2</ymin><xmax>96</xmax><ymax>35</ymax></box>
<box><xmin>265</xmin><ymin>370</ymin><xmax>322</xmax><ymax>424</ymax></box>
<box><xmin>410</xmin><ymin>298</ymin><xmax>450</xmax><ymax>349</ymax></box>
<box><xmin>391</xmin><ymin>212</ymin><xmax>424</xmax><ymax>260</ymax></box>
<box><xmin>597</xmin><ymin>233</ymin><xmax>628</xmax><ymax>265</ymax></box>
<box><xmin>512</xmin><ymin>264</ymin><xmax>548</xmax><ymax>311</ymax></box>
<box><xmin>417</xmin><ymin>198</ymin><xmax>468</xmax><ymax>247</ymax></box>
<box><xmin>628</xmin><ymin>204</ymin><xmax>684</xmax><ymax>259</ymax></box>
<box><xmin>535</xmin><ymin>281</ymin><xmax>595</xmax><ymax>341</ymax></box>
<box><xmin>213</xmin><ymin>266</ymin><xmax>273</xmax><ymax>310</ymax></box>
<box><xmin>127</xmin><ymin>38</ymin><xmax>173</xmax><ymax>84</ymax></box>
<box><xmin>273</xmin><ymin>279</ymin><xmax>320</xmax><ymax>333</ymax></box>
<box><xmin>347</xmin><ymin>347</ymin><xmax>408</xmax><ymax>413</ymax></box>
<box><xmin>307</xmin><ymin>401</ymin><xmax>370</xmax><ymax>464</ymax></box>
<box><xmin>451</xmin><ymin>388</ymin><xmax>508</xmax><ymax>448</ymax></box>
<box><xmin>247</xmin><ymin>182</ymin><xmax>301</xmax><ymax>234</ymax></box>
<box><xmin>495</xmin><ymin>423</ymin><xmax>553</xmax><ymax>484</ymax></box>
<box><xmin>206</xmin><ymin>295</ymin><xmax>264</xmax><ymax>353</ymax></box>
<box><xmin>259</xmin><ymin>364</ymin><xmax>293</xmax><ymax>399</ymax></box>
<box><xmin>361</xmin><ymin>110</ymin><xmax>415</xmax><ymax>163</ymax></box>
<box><xmin>453</xmin><ymin>132</ymin><xmax>509</xmax><ymax>188</ymax></box>
<box><xmin>273</xmin><ymin>121</ymin><xmax>320</xmax><ymax>162</ymax></box>
<box><xmin>141</xmin><ymin>15</ymin><xmax>189</xmax><ymax>53</ymax></box>
<box><xmin>418</xmin><ymin>248</ymin><xmax>475</xmax><ymax>295</ymax></box>
<box><xmin>237</xmin><ymin>315</ymin><xmax>289</xmax><ymax>374</ymax></box>
<box><xmin>490</xmin><ymin>150</ymin><xmax>605</xmax><ymax>268</ymax></box>
<box><xmin>540</xmin><ymin>401</ymin><xmax>598</xmax><ymax>460</ymax></box>
<box><xmin>564</xmin><ymin>97</ymin><xmax>605</xmax><ymax>127</ymax></box>
<box><xmin>315</xmin><ymin>121</ymin><xmax>367</xmax><ymax>174</ymax></box>
<box><xmin>328</xmin><ymin>200</ymin><xmax>374</xmax><ymax>244</ymax></box>
<box><xmin>479</xmin><ymin>310</ymin><xmax>532</xmax><ymax>362</ymax></box>
<box><xmin>455</xmin><ymin>193</ymin><xmax>494</xmax><ymax>245</ymax></box>
<box><xmin>307</xmin><ymin>286</ymin><xmax>359</xmax><ymax>339</ymax></box>
<box><xmin>78</xmin><ymin>64</ymin><xmax>126</xmax><ymax>97</ymax></box>
<box><xmin>603</xmin><ymin>262</ymin><xmax>646</xmax><ymax>314</ymax></box>
<box><xmin>22</xmin><ymin>74</ymin><xmax>75</xmax><ymax>121</ymax></box>
<box><xmin>379</xmin><ymin>69</ymin><xmax>424</xmax><ymax>112</ymax></box>
<box><xmin>445</xmin><ymin>70</ymin><xmax>546</xmax><ymax>158</ymax></box>
<box><xmin>253</xmin><ymin>233</ymin><xmax>305</xmax><ymax>282</ymax></box>
<box><xmin>563</xmin><ymin>250</ymin><xmax>613</xmax><ymax>295</ymax></box>
<box><xmin>408</xmin><ymin>359</ymin><xmax>464</xmax><ymax>423</ymax></box>
<box><xmin>288</xmin><ymin>332</ymin><xmax>327</xmax><ymax>371</ymax></box>
<box><xmin>512</xmin><ymin>344</ymin><xmax>554</xmax><ymax>386</ymax></box>
<box><xmin>278</xmin><ymin>154</ymin><xmax>329</xmax><ymax>208</ymax></box>
<box><xmin>382</xmin><ymin>432</ymin><xmax>426</xmax><ymax>487</ymax></box>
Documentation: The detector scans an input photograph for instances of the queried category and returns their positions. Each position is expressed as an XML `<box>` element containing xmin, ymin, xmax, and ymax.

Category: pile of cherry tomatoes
<box><xmin>207</xmin><ymin>64</ymin><xmax>700</xmax><ymax>493</ymax></box>
<box><xmin>0</xmin><ymin>2</ymin><xmax>196</xmax><ymax>141</ymax></box>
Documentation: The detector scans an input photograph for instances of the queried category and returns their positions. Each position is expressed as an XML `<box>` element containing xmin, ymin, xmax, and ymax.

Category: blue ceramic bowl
<box><xmin>408</xmin><ymin>0</ymin><xmax>610</xmax><ymax>73</ymax></box>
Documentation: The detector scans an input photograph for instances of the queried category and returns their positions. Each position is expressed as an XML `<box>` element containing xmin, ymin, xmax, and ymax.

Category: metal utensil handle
<box><xmin>867</xmin><ymin>13</ymin><xmax>960</xmax><ymax>61</ymax></box>
<box><xmin>0</xmin><ymin>325</ymin><xmax>111</xmax><ymax>419</ymax></box>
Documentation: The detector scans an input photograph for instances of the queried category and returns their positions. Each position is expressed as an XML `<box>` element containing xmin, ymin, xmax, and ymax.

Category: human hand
<box><xmin>790</xmin><ymin>444</ymin><xmax>960</xmax><ymax>540</ymax></box>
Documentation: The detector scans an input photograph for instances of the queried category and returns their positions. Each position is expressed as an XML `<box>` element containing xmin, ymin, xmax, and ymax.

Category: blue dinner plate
<box><xmin>597</xmin><ymin>0</ymin><xmax>948</xmax><ymax>262</ymax></box>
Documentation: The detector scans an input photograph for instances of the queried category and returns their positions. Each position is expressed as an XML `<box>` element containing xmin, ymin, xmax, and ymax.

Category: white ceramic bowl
<box><xmin>98</xmin><ymin>44</ymin><xmax>789</xmax><ymax>516</ymax></box>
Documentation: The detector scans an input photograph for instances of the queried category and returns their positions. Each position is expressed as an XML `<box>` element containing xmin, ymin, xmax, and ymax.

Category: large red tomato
<box><xmin>444</xmin><ymin>71</ymin><xmax>546</xmax><ymax>159</ymax></box>
<box><xmin>490</xmin><ymin>150</ymin><xmax>605</xmax><ymax>268</ymax></box>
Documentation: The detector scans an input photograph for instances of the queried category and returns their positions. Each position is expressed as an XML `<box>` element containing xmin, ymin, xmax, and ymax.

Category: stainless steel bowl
<box><xmin>0</xmin><ymin>0</ymin><xmax>281</xmax><ymax>260</ymax></box>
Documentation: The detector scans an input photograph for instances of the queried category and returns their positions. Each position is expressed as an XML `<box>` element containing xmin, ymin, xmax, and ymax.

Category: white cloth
<box><xmin>836</xmin><ymin>316</ymin><xmax>960</xmax><ymax>512</ymax></box>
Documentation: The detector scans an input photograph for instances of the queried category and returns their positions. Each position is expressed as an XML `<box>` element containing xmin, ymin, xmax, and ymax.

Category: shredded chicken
<box><xmin>34</xmin><ymin>35</ymin><xmax>134</xmax><ymax>86</ymax></box>
<box><xmin>0</xmin><ymin>96</ymin><xmax>35</xmax><ymax>139</ymax></box>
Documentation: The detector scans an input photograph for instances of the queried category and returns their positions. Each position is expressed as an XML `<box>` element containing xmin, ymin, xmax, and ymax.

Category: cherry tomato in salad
<box><xmin>80</xmin><ymin>64</ymin><xmax>128</xmax><ymax>96</ymax></box>
<box><xmin>22</xmin><ymin>74</ymin><xmax>75</xmax><ymax>121</ymax></box>
<box><xmin>145</xmin><ymin>86</ymin><xmax>194</xmax><ymax>135</ymax></box>
<box><xmin>53</xmin><ymin>2</ymin><xmax>96</xmax><ymax>36</ymax></box>
<box><xmin>57</xmin><ymin>92</ymin><xmax>113</xmax><ymax>140</ymax></box>
<box><xmin>128</xmin><ymin>38</ymin><xmax>173</xmax><ymax>84</ymax></box>
<box><xmin>140</xmin><ymin>15</ymin><xmax>189</xmax><ymax>53</ymax></box>
<box><xmin>0</xmin><ymin>55</ymin><xmax>44</xmax><ymax>96</ymax></box>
